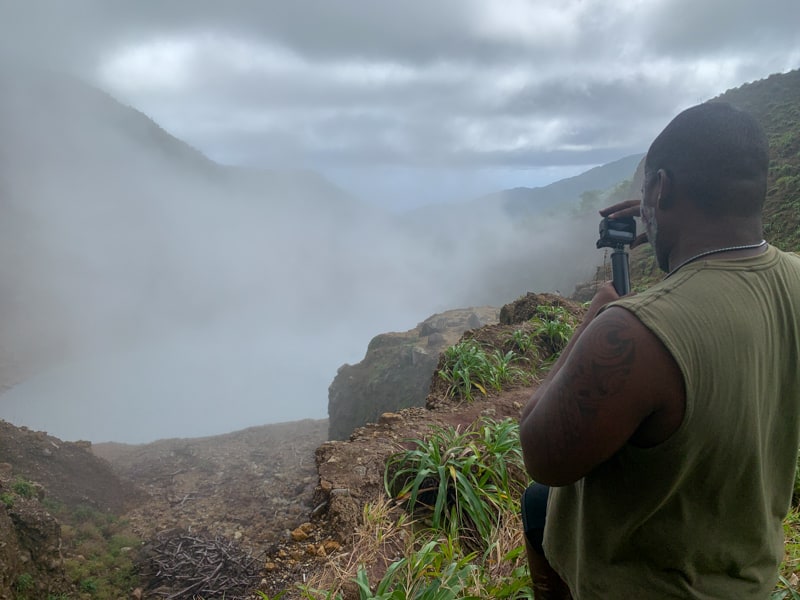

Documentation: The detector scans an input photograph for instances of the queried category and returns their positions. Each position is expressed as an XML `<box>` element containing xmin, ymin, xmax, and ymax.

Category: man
<box><xmin>519</xmin><ymin>102</ymin><xmax>800</xmax><ymax>599</ymax></box>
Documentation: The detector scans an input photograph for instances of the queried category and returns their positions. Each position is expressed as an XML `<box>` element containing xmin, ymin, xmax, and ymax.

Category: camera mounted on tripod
<box><xmin>596</xmin><ymin>216</ymin><xmax>636</xmax><ymax>295</ymax></box>
<box><xmin>597</xmin><ymin>216</ymin><xmax>636</xmax><ymax>250</ymax></box>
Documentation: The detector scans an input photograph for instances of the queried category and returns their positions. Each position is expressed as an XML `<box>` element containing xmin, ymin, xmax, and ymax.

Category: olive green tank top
<box><xmin>543</xmin><ymin>246</ymin><xmax>800</xmax><ymax>599</ymax></box>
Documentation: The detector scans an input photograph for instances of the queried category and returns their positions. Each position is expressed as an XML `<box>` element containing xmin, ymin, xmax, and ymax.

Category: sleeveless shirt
<box><xmin>543</xmin><ymin>245</ymin><xmax>800</xmax><ymax>599</ymax></box>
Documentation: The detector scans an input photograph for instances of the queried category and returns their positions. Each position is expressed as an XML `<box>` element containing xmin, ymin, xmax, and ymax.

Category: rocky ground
<box><xmin>103</xmin><ymin>389</ymin><xmax>537</xmax><ymax>599</ymax></box>
<box><xmin>87</xmin><ymin>382</ymin><xmax>539</xmax><ymax>598</ymax></box>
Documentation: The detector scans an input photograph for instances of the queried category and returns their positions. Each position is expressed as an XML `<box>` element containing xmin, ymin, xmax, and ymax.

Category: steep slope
<box><xmin>0</xmin><ymin>421</ymin><xmax>142</xmax><ymax>513</ymax></box>
<box><xmin>0</xmin><ymin>67</ymin><xmax>397</xmax><ymax>442</ymax></box>
<box><xmin>716</xmin><ymin>69</ymin><xmax>800</xmax><ymax>251</ymax></box>
<box><xmin>0</xmin><ymin>420</ymin><xmax>144</xmax><ymax>599</ymax></box>
<box><xmin>0</xmin><ymin>66</ymin><xmax>363</xmax><ymax>389</ymax></box>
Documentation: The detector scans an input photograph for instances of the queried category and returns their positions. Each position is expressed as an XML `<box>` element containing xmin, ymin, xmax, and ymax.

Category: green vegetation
<box><xmin>508</xmin><ymin>329</ymin><xmax>535</xmax><ymax>354</ymax></box>
<box><xmin>385</xmin><ymin>418</ymin><xmax>526</xmax><ymax>550</ymax></box>
<box><xmin>778</xmin><ymin>507</ymin><xmax>800</xmax><ymax>599</ymax></box>
<box><xmin>297</xmin><ymin>421</ymin><xmax>532</xmax><ymax>598</ymax></box>
<box><xmin>11</xmin><ymin>477</ymin><xmax>36</xmax><ymax>499</ymax></box>
<box><xmin>437</xmin><ymin>340</ymin><xmax>528</xmax><ymax>402</ymax></box>
<box><xmin>0</xmin><ymin>477</ymin><xmax>38</xmax><ymax>510</ymax></box>
<box><xmin>300</xmin><ymin>416</ymin><xmax>800</xmax><ymax>599</ymax></box>
<box><xmin>530</xmin><ymin>305</ymin><xmax>574</xmax><ymax>354</ymax></box>
<box><xmin>255</xmin><ymin>591</ymin><xmax>288</xmax><ymax>600</ymax></box>
<box><xmin>772</xmin><ymin>579</ymin><xmax>800</xmax><ymax>600</ymax></box>
<box><xmin>437</xmin><ymin>304</ymin><xmax>578</xmax><ymax>403</ymax></box>
<box><xmin>79</xmin><ymin>577</ymin><xmax>98</xmax><ymax>593</ymax></box>
<box><xmin>351</xmin><ymin>539</ymin><xmax>480</xmax><ymax>600</ymax></box>
<box><xmin>1</xmin><ymin>483</ymin><xmax>138</xmax><ymax>599</ymax></box>
<box><xmin>14</xmin><ymin>573</ymin><xmax>34</xmax><ymax>594</ymax></box>
<box><xmin>53</xmin><ymin>503</ymin><xmax>141</xmax><ymax>599</ymax></box>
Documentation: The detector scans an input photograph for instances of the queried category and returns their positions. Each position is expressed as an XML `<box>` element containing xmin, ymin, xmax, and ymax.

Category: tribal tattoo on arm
<box><xmin>522</xmin><ymin>308</ymin><xmax>651</xmax><ymax>485</ymax></box>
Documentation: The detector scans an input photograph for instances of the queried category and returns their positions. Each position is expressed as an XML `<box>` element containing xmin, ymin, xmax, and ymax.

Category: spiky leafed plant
<box><xmin>385</xmin><ymin>418</ymin><xmax>527</xmax><ymax>551</ymax></box>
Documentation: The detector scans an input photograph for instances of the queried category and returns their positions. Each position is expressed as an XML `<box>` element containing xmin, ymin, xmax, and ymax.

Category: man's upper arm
<box><xmin>519</xmin><ymin>306</ymin><xmax>682</xmax><ymax>486</ymax></box>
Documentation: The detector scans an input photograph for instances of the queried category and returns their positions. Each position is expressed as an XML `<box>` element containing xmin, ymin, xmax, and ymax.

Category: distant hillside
<box><xmin>486</xmin><ymin>153</ymin><xmax>644</xmax><ymax>218</ymax></box>
<box><xmin>0</xmin><ymin>66</ymin><xmax>382</xmax><ymax>439</ymax></box>
<box><xmin>0</xmin><ymin>70</ymin><xmax>363</xmax><ymax>324</ymax></box>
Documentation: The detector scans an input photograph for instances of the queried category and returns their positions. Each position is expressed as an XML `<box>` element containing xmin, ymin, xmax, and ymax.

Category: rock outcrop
<box><xmin>0</xmin><ymin>420</ymin><xmax>144</xmax><ymax>514</ymax></box>
<box><xmin>326</xmin><ymin>307</ymin><xmax>499</xmax><ymax>440</ymax></box>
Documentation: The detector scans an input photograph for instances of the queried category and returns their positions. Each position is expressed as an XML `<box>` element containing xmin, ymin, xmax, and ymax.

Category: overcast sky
<box><xmin>2</xmin><ymin>0</ymin><xmax>798</xmax><ymax>209</ymax></box>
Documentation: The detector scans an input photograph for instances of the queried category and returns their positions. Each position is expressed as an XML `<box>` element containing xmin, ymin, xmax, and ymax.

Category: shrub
<box><xmin>508</xmin><ymin>329</ymin><xmax>535</xmax><ymax>354</ymax></box>
<box><xmin>352</xmin><ymin>538</ymin><xmax>477</xmax><ymax>600</ymax></box>
<box><xmin>530</xmin><ymin>306</ymin><xmax>575</xmax><ymax>355</ymax></box>
<box><xmin>15</xmin><ymin>572</ymin><xmax>34</xmax><ymax>593</ymax></box>
<box><xmin>438</xmin><ymin>340</ymin><xmax>528</xmax><ymax>402</ymax></box>
<box><xmin>11</xmin><ymin>477</ymin><xmax>36</xmax><ymax>499</ymax></box>
<box><xmin>385</xmin><ymin>418</ymin><xmax>527</xmax><ymax>551</ymax></box>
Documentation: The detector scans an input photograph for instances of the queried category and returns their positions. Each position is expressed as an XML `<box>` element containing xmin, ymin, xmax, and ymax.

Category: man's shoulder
<box><xmin>779</xmin><ymin>247</ymin><xmax>800</xmax><ymax>264</ymax></box>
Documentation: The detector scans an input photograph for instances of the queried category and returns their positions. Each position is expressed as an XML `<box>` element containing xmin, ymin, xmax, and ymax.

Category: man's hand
<box><xmin>600</xmin><ymin>199</ymin><xmax>648</xmax><ymax>248</ymax></box>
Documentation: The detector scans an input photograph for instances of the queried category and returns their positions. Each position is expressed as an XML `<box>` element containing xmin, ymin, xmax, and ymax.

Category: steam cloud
<box><xmin>0</xmin><ymin>68</ymin><xmax>610</xmax><ymax>443</ymax></box>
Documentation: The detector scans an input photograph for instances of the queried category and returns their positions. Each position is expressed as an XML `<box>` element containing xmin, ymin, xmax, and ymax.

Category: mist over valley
<box><xmin>0</xmin><ymin>68</ymin><xmax>632</xmax><ymax>443</ymax></box>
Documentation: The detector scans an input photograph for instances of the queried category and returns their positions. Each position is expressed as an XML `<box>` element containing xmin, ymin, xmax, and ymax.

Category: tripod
<box><xmin>596</xmin><ymin>215</ymin><xmax>635</xmax><ymax>296</ymax></box>
<box><xmin>610</xmin><ymin>244</ymin><xmax>630</xmax><ymax>296</ymax></box>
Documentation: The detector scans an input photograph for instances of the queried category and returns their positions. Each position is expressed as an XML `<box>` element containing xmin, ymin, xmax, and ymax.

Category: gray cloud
<box><xmin>3</xmin><ymin>0</ymin><xmax>796</xmax><ymax>192</ymax></box>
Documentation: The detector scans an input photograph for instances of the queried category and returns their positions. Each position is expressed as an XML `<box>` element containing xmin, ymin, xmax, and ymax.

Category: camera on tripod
<box><xmin>596</xmin><ymin>216</ymin><xmax>636</xmax><ymax>295</ymax></box>
<box><xmin>597</xmin><ymin>217</ymin><xmax>636</xmax><ymax>249</ymax></box>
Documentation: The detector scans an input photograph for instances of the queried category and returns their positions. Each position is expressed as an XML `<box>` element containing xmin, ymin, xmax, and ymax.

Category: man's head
<box><xmin>641</xmin><ymin>102</ymin><xmax>769</xmax><ymax>271</ymax></box>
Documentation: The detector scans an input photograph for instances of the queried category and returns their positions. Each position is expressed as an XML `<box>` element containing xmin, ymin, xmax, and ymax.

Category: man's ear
<box><xmin>656</xmin><ymin>169</ymin><xmax>674</xmax><ymax>210</ymax></box>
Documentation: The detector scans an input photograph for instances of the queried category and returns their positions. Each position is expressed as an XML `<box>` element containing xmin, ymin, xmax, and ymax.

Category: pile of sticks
<box><xmin>143</xmin><ymin>530</ymin><xmax>261</xmax><ymax>599</ymax></box>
